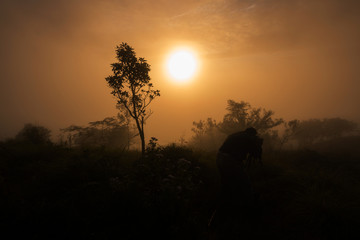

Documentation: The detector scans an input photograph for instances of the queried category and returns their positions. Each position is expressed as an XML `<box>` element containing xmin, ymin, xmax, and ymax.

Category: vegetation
<box><xmin>105</xmin><ymin>42</ymin><xmax>160</xmax><ymax>155</ymax></box>
<box><xmin>1</xmin><ymin>134</ymin><xmax>360</xmax><ymax>239</ymax></box>
<box><xmin>190</xmin><ymin>99</ymin><xmax>284</xmax><ymax>151</ymax></box>
<box><xmin>190</xmin><ymin>99</ymin><xmax>358</xmax><ymax>153</ymax></box>
<box><xmin>1</xmin><ymin>97</ymin><xmax>359</xmax><ymax>239</ymax></box>
<box><xmin>1</xmin><ymin>44</ymin><xmax>359</xmax><ymax>238</ymax></box>
<box><xmin>60</xmin><ymin>114</ymin><xmax>137</xmax><ymax>150</ymax></box>
<box><xmin>15</xmin><ymin>123</ymin><xmax>52</xmax><ymax>145</ymax></box>
<box><xmin>282</xmin><ymin>118</ymin><xmax>358</xmax><ymax>148</ymax></box>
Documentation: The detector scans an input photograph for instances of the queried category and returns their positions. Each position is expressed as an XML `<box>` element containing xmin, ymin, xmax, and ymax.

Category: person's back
<box><xmin>211</xmin><ymin>128</ymin><xmax>262</xmax><ymax>236</ymax></box>
<box><xmin>211</xmin><ymin>127</ymin><xmax>262</xmax><ymax>237</ymax></box>
<box><xmin>246</xmin><ymin>137</ymin><xmax>264</xmax><ymax>167</ymax></box>
<box><xmin>218</xmin><ymin>131</ymin><xmax>249</xmax><ymax>160</ymax></box>
<box><xmin>217</xmin><ymin>128</ymin><xmax>257</xmax><ymax>202</ymax></box>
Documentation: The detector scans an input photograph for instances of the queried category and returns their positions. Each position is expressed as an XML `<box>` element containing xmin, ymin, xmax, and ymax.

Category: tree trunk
<box><xmin>134</xmin><ymin>118</ymin><xmax>145</xmax><ymax>155</ymax></box>
<box><xmin>140</xmin><ymin>130</ymin><xmax>145</xmax><ymax>155</ymax></box>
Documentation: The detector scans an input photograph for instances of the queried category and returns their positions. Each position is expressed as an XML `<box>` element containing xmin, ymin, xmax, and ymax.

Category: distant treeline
<box><xmin>5</xmin><ymin>99</ymin><xmax>359</xmax><ymax>155</ymax></box>
<box><xmin>189</xmin><ymin>100</ymin><xmax>359</xmax><ymax>153</ymax></box>
<box><xmin>7</xmin><ymin>114</ymin><xmax>138</xmax><ymax>150</ymax></box>
<box><xmin>189</xmin><ymin>99</ymin><xmax>283</xmax><ymax>151</ymax></box>
<box><xmin>58</xmin><ymin>112</ymin><xmax>138</xmax><ymax>150</ymax></box>
<box><xmin>1</xmin><ymin>100</ymin><xmax>360</xmax><ymax>239</ymax></box>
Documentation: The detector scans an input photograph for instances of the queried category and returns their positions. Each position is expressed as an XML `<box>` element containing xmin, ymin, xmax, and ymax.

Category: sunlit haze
<box><xmin>1</xmin><ymin>0</ymin><xmax>360</xmax><ymax>144</ymax></box>
<box><xmin>166</xmin><ymin>48</ymin><xmax>198</xmax><ymax>83</ymax></box>
<box><xmin>2</xmin><ymin>1</ymin><xmax>360</xmax><ymax>237</ymax></box>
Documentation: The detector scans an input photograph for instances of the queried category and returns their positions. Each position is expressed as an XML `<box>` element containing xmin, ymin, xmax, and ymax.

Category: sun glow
<box><xmin>166</xmin><ymin>48</ymin><xmax>198</xmax><ymax>83</ymax></box>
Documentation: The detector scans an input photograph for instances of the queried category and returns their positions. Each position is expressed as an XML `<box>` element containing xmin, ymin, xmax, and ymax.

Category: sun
<box><xmin>166</xmin><ymin>48</ymin><xmax>198</xmax><ymax>83</ymax></box>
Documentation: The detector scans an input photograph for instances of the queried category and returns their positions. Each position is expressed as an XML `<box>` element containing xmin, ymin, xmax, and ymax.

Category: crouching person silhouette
<box><xmin>209</xmin><ymin>127</ymin><xmax>263</xmax><ymax>239</ymax></box>
<box><xmin>246</xmin><ymin>137</ymin><xmax>263</xmax><ymax>168</ymax></box>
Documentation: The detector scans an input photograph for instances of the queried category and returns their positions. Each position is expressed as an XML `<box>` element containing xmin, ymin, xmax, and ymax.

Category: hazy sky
<box><xmin>1</xmin><ymin>0</ymin><xmax>360</xmax><ymax>144</ymax></box>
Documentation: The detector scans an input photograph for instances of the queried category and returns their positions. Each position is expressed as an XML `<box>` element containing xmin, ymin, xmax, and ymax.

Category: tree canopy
<box><xmin>105</xmin><ymin>43</ymin><xmax>160</xmax><ymax>154</ymax></box>
<box><xmin>60</xmin><ymin>114</ymin><xmax>136</xmax><ymax>149</ymax></box>
<box><xmin>284</xmin><ymin>118</ymin><xmax>358</xmax><ymax>147</ymax></box>
<box><xmin>190</xmin><ymin>99</ymin><xmax>283</xmax><ymax>151</ymax></box>
<box><xmin>219</xmin><ymin>100</ymin><xmax>283</xmax><ymax>134</ymax></box>
<box><xmin>15</xmin><ymin>123</ymin><xmax>51</xmax><ymax>145</ymax></box>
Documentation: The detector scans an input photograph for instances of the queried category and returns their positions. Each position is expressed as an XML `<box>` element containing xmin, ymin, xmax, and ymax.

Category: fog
<box><xmin>1</xmin><ymin>0</ymin><xmax>359</xmax><ymax>144</ymax></box>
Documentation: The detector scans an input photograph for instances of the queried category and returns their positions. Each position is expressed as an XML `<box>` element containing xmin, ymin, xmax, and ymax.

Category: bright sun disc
<box><xmin>167</xmin><ymin>49</ymin><xmax>197</xmax><ymax>82</ymax></box>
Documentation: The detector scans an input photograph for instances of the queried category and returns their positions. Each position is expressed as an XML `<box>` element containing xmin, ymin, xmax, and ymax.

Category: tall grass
<box><xmin>0</xmin><ymin>140</ymin><xmax>359</xmax><ymax>239</ymax></box>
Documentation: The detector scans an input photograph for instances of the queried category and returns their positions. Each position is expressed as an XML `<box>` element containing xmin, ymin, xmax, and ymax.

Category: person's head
<box><xmin>245</xmin><ymin>127</ymin><xmax>257</xmax><ymax>136</ymax></box>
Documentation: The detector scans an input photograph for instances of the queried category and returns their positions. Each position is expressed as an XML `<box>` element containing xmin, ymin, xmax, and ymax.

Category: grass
<box><xmin>1</xmin><ymin>141</ymin><xmax>360</xmax><ymax>239</ymax></box>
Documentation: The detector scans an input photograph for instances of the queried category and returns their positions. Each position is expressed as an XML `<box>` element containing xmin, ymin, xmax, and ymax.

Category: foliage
<box><xmin>219</xmin><ymin>99</ymin><xmax>284</xmax><ymax>134</ymax></box>
<box><xmin>1</xmin><ymin>139</ymin><xmax>360</xmax><ymax>239</ymax></box>
<box><xmin>60</xmin><ymin>114</ymin><xmax>136</xmax><ymax>149</ymax></box>
<box><xmin>189</xmin><ymin>100</ymin><xmax>359</xmax><ymax>154</ymax></box>
<box><xmin>190</xmin><ymin>118</ymin><xmax>225</xmax><ymax>151</ymax></box>
<box><xmin>15</xmin><ymin>123</ymin><xmax>51</xmax><ymax>145</ymax></box>
<box><xmin>189</xmin><ymin>100</ymin><xmax>283</xmax><ymax>151</ymax></box>
<box><xmin>277</xmin><ymin>119</ymin><xmax>301</xmax><ymax>149</ymax></box>
<box><xmin>145</xmin><ymin>137</ymin><xmax>162</xmax><ymax>153</ymax></box>
<box><xmin>105</xmin><ymin>42</ymin><xmax>160</xmax><ymax>154</ymax></box>
<box><xmin>281</xmin><ymin>118</ymin><xmax>358</xmax><ymax>148</ymax></box>
<box><xmin>2</xmin><ymin>99</ymin><xmax>360</xmax><ymax>238</ymax></box>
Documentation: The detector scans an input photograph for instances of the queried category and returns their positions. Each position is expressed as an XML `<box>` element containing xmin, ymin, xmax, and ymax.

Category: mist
<box><xmin>1</xmin><ymin>0</ymin><xmax>360</xmax><ymax>144</ymax></box>
<box><xmin>1</xmin><ymin>1</ymin><xmax>360</xmax><ymax>238</ymax></box>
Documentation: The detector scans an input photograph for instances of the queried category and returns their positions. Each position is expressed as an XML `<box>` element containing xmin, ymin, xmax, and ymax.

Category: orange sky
<box><xmin>1</xmin><ymin>0</ymin><xmax>360</xmax><ymax>144</ymax></box>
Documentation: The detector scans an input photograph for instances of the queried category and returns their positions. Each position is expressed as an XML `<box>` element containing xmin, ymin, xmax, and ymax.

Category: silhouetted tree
<box><xmin>189</xmin><ymin>100</ymin><xmax>283</xmax><ymax>151</ymax></box>
<box><xmin>60</xmin><ymin>115</ymin><xmax>136</xmax><ymax>149</ymax></box>
<box><xmin>15</xmin><ymin>123</ymin><xmax>51</xmax><ymax>144</ymax></box>
<box><xmin>322</xmin><ymin>118</ymin><xmax>358</xmax><ymax>139</ymax></box>
<box><xmin>190</xmin><ymin>118</ymin><xmax>225</xmax><ymax>151</ymax></box>
<box><xmin>279</xmin><ymin>119</ymin><xmax>300</xmax><ymax>148</ymax></box>
<box><xmin>289</xmin><ymin>118</ymin><xmax>358</xmax><ymax>147</ymax></box>
<box><xmin>60</xmin><ymin>125</ymin><xmax>83</xmax><ymax>148</ymax></box>
<box><xmin>219</xmin><ymin>100</ymin><xmax>283</xmax><ymax>134</ymax></box>
<box><xmin>105</xmin><ymin>43</ymin><xmax>160</xmax><ymax>154</ymax></box>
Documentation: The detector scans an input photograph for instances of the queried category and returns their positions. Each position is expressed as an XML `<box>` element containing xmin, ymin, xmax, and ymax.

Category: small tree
<box><xmin>188</xmin><ymin>100</ymin><xmax>284</xmax><ymax>151</ymax></box>
<box><xmin>105</xmin><ymin>43</ymin><xmax>160</xmax><ymax>154</ymax></box>
<box><xmin>288</xmin><ymin>118</ymin><xmax>358</xmax><ymax>148</ymax></box>
<box><xmin>279</xmin><ymin>119</ymin><xmax>300</xmax><ymax>148</ymax></box>
<box><xmin>15</xmin><ymin>123</ymin><xmax>51</xmax><ymax>145</ymax></box>
<box><xmin>190</xmin><ymin>118</ymin><xmax>225</xmax><ymax>151</ymax></box>
<box><xmin>60</xmin><ymin>114</ymin><xmax>137</xmax><ymax>149</ymax></box>
<box><xmin>219</xmin><ymin>99</ymin><xmax>284</xmax><ymax>134</ymax></box>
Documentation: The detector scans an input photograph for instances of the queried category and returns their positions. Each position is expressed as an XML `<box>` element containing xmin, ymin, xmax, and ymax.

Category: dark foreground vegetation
<box><xmin>2</xmin><ymin>41</ymin><xmax>359</xmax><ymax>238</ymax></box>
<box><xmin>2</xmin><ymin>98</ymin><xmax>360</xmax><ymax>239</ymax></box>
<box><xmin>1</xmin><ymin>137</ymin><xmax>360</xmax><ymax>239</ymax></box>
